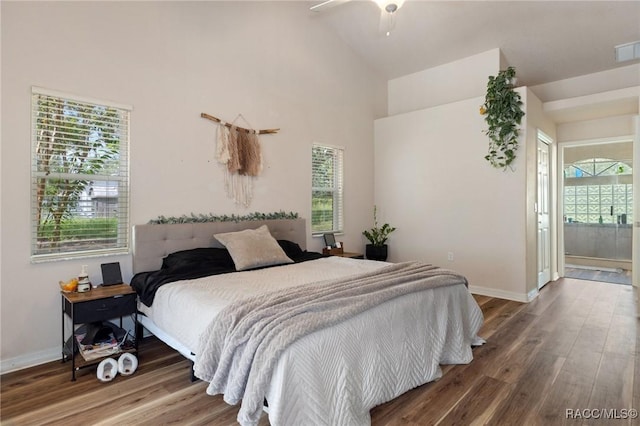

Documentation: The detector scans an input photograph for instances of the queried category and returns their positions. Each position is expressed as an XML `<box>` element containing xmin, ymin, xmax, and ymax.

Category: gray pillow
<box><xmin>214</xmin><ymin>225</ymin><xmax>293</xmax><ymax>271</ymax></box>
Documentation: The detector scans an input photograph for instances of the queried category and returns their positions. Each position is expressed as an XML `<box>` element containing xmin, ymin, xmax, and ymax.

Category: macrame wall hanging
<box><xmin>201</xmin><ymin>113</ymin><xmax>279</xmax><ymax>207</ymax></box>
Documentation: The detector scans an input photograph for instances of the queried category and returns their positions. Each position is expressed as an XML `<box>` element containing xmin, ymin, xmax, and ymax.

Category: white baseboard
<box><xmin>469</xmin><ymin>285</ymin><xmax>538</xmax><ymax>303</ymax></box>
<box><xmin>1</xmin><ymin>347</ymin><xmax>60</xmax><ymax>375</ymax></box>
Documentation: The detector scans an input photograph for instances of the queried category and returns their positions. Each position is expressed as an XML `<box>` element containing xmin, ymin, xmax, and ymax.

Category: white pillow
<box><xmin>214</xmin><ymin>225</ymin><xmax>293</xmax><ymax>271</ymax></box>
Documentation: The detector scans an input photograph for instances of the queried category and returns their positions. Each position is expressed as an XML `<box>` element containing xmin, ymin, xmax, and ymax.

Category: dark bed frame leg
<box><xmin>135</xmin><ymin>317</ymin><xmax>143</xmax><ymax>344</ymax></box>
<box><xmin>189</xmin><ymin>359</ymin><xmax>199</xmax><ymax>382</ymax></box>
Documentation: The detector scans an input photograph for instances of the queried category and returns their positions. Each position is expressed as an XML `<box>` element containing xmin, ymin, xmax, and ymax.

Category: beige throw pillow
<box><xmin>214</xmin><ymin>225</ymin><xmax>293</xmax><ymax>271</ymax></box>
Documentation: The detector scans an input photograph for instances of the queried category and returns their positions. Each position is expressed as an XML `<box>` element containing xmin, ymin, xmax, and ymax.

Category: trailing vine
<box><xmin>480</xmin><ymin>66</ymin><xmax>525</xmax><ymax>170</ymax></box>
<box><xmin>148</xmin><ymin>211</ymin><xmax>299</xmax><ymax>225</ymax></box>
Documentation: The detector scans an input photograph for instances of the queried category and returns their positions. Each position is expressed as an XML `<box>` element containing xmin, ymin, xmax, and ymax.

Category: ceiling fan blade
<box><xmin>310</xmin><ymin>0</ymin><xmax>335</xmax><ymax>11</ymax></box>
<box><xmin>310</xmin><ymin>0</ymin><xmax>351</xmax><ymax>12</ymax></box>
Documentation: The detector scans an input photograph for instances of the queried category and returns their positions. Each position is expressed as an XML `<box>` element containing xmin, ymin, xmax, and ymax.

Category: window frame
<box><xmin>30</xmin><ymin>87</ymin><xmax>132</xmax><ymax>262</ymax></box>
<box><xmin>311</xmin><ymin>143</ymin><xmax>344</xmax><ymax>235</ymax></box>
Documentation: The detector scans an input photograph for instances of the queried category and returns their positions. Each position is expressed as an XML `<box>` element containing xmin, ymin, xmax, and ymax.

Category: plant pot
<box><xmin>365</xmin><ymin>244</ymin><xmax>388</xmax><ymax>261</ymax></box>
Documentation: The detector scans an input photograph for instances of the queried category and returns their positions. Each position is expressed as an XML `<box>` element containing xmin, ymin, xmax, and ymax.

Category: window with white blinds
<box><xmin>31</xmin><ymin>88</ymin><xmax>131</xmax><ymax>261</ymax></box>
<box><xmin>312</xmin><ymin>144</ymin><xmax>344</xmax><ymax>234</ymax></box>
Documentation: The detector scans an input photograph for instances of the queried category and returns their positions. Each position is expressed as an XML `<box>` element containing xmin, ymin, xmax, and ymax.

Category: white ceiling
<box><xmin>309</xmin><ymin>0</ymin><xmax>640</xmax><ymax>87</ymax></box>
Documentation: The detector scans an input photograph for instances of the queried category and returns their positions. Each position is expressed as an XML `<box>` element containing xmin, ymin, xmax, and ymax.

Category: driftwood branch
<box><xmin>200</xmin><ymin>113</ymin><xmax>279</xmax><ymax>135</ymax></box>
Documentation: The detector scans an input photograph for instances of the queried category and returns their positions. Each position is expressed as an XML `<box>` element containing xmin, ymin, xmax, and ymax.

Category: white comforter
<box><xmin>140</xmin><ymin>257</ymin><xmax>484</xmax><ymax>425</ymax></box>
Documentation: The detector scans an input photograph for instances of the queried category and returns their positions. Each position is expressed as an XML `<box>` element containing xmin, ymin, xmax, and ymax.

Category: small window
<box><xmin>312</xmin><ymin>144</ymin><xmax>344</xmax><ymax>234</ymax></box>
<box><xmin>31</xmin><ymin>88</ymin><xmax>131</xmax><ymax>261</ymax></box>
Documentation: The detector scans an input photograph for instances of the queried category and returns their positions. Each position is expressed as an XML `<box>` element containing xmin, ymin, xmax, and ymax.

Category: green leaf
<box><xmin>482</xmin><ymin>67</ymin><xmax>525</xmax><ymax>170</ymax></box>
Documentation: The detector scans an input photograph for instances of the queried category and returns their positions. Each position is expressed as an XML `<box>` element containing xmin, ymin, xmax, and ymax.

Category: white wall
<box><xmin>0</xmin><ymin>1</ymin><xmax>386</xmax><ymax>372</ymax></box>
<box><xmin>388</xmin><ymin>48</ymin><xmax>502</xmax><ymax>116</ymax></box>
<box><xmin>376</xmin><ymin>50</ymin><xmax>547</xmax><ymax>301</ymax></box>
<box><xmin>379</xmin><ymin>49</ymin><xmax>638</xmax><ymax>300</ymax></box>
<box><xmin>375</xmin><ymin>94</ymin><xmax>532</xmax><ymax>300</ymax></box>
<box><xmin>530</xmin><ymin>64</ymin><xmax>640</xmax><ymax>103</ymax></box>
<box><xmin>557</xmin><ymin>115</ymin><xmax>637</xmax><ymax>142</ymax></box>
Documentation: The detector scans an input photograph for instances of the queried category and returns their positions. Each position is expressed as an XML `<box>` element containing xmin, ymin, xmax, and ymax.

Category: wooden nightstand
<box><xmin>333</xmin><ymin>252</ymin><xmax>364</xmax><ymax>259</ymax></box>
<box><xmin>322</xmin><ymin>244</ymin><xmax>364</xmax><ymax>259</ymax></box>
<box><xmin>61</xmin><ymin>284</ymin><xmax>137</xmax><ymax>381</ymax></box>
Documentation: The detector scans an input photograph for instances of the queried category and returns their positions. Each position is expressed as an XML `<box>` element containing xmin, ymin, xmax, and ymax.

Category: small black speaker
<box><xmin>101</xmin><ymin>262</ymin><xmax>123</xmax><ymax>286</ymax></box>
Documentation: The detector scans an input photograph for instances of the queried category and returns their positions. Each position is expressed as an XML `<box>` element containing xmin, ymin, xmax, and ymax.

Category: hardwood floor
<box><xmin>1</xmin><ymin>278</ymin><xmax>638</xmax><ymax>425</ymax></box>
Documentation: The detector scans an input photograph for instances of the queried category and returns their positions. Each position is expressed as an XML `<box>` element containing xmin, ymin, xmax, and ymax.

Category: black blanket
<box><xmin>132</xmin><ymin>245</ymin><xmax>324</xmax><ymax>307</ymax></box>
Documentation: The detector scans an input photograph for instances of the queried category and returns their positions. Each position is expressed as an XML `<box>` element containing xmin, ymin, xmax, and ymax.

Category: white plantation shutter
<box><xmin>31</xmin><ymin>87</ymin><xmax>131</xmax><ymax>261</ymax></box>
<box><xmin>311</xmin><ymin>144</ymin><xmax>344</xmax><ymax>233</ymax></box>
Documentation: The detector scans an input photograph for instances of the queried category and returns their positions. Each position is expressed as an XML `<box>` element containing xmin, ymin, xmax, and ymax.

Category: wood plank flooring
<box><xmin>1</xmin><ymin>278</ymin><xmax>638</xmax><ymax>425</ymax></box>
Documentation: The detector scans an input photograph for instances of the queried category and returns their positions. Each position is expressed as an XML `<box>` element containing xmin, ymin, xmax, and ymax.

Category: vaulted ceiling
<box><xmin>310</xmin><ymin>0</ymin><xmax>640</xmax><ymax>87</ymax></box>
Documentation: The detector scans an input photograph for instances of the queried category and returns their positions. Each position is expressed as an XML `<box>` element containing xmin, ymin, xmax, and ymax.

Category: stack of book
<box><xmin>74</xmin><ymin>331</ymin><xmax>121</xmax><ymax>361</ymax></box>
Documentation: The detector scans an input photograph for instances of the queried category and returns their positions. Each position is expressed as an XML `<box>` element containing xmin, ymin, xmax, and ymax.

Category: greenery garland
<box><xmin>480</xmin><ymin>67</ymin><xmax>525</xmax><ymax>170</ymax></box>
<box><xmin>148</xmin><ymin>211</ymin><xmax>299</xmax><ymax>225</ymax></box>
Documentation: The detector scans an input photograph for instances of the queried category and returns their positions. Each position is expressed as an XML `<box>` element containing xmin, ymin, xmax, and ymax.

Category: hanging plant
<box><xmin>480</xmin><ymin>66</ymin><xmax>525</xmax><ymax>170</ymax></box>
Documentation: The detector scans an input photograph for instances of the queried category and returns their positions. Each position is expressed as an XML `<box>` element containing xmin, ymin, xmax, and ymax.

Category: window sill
<box><xmin>31</xmin><ymin>248</ymin><xmax>129</xmax><ymax>264</ymax></box>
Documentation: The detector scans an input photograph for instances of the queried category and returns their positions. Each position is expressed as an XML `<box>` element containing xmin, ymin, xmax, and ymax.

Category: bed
<box><xmin>131</xmin><ymin>218</ymin><xmax>484</xmax><ymax>426</ymax></box>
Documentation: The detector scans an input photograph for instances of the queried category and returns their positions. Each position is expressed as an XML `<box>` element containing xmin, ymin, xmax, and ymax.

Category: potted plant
<box><xmin>362</xmin><ymin>206</ymin><xmax>396</xmax><ymax>261</ymax></box>
<box><xmin>480</xmin><ymin>66</ymin><xmax>525</xmax><ymax>170</ymax></box>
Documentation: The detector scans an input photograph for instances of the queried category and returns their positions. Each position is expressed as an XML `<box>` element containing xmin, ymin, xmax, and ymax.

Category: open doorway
<box><xmin>562</xmin><ymin>140</ymin><xmax>633</xmax><ymax>285</ymax></box>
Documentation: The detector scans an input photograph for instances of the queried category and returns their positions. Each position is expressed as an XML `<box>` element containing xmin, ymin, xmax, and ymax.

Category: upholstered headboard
<box><xmin>132</xmin><ymin>218</ymin><xmax>307</xmax><ymax>274</ymax></box>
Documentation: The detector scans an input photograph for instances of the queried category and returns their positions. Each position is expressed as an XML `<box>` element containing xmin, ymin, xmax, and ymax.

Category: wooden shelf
<box><xmin>61</xmin><ymin>284</ymin><xmax>135</xmax><ymax>303</ymax></box>
<box><xmin>322</xmin><ymin>246</ymin><xmax>344</xmax><ymax>256</ymax></box>
<box><xmin>335</xmin><ymin>252</ymin><xmax>364</xmax><ymax>259</ymax></box>
<box><xmin>63</xmin><ymin>340</ymin><xmax>136</xmax><ymax>369</ymax></box>
<box><xmin>322</xmin><ymin>243</ymin><xmax>363</xmax><ymax>259</ymax></box>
